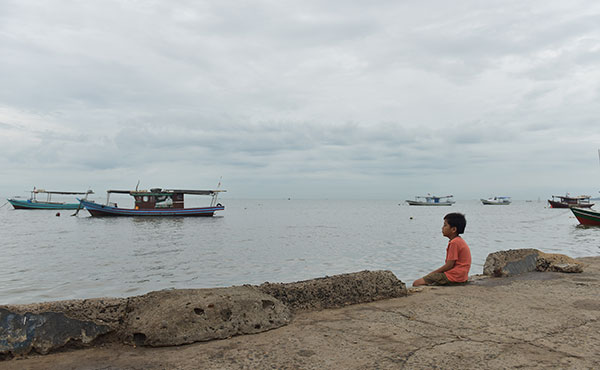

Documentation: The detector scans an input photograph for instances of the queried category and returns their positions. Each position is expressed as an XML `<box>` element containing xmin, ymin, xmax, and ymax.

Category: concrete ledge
<box><xmin>123</xmin><ymin>286</ymin><xmax>291</xmax><ymax>347</ymax></box>
<box><xmin>0</xmin><ymin>270</ymin><xmax>407</xmax><ymax>358</ymax></box>
<box><xmin>258</xmin><ymin>270</ymin><xmax>407</xmax><ymax>312</ymax></box>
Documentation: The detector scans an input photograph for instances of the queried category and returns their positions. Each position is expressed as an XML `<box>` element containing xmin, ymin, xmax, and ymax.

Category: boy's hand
<box><xmin>433</xmin><ymin>260</ymin><xmax>456</xmax><ymax>274</ymax></box>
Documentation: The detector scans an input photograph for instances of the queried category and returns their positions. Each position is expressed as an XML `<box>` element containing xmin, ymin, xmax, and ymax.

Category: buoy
<box><xmin>55</xmin><ymin>212</ymin><xmax>61</xmax><ymax>217</ymax></box>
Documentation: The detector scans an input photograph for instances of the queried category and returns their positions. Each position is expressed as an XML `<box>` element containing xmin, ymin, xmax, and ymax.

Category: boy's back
<box><xmin>444</xmin><ymin>236</ymin><xmax>471</xmax><ymax>283</ymax></box>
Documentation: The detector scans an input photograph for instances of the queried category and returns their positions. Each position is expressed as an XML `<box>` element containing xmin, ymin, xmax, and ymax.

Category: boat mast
<box><xmin>211</xmin><ymin>177</ymin><xmax>222</xmax><ymax>207</ymax></box>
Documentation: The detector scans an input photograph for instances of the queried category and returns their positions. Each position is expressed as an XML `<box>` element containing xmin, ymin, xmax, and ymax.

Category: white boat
<box><xmin>405</xmin><ymin>195</ymin><xmax>455</xmax><ymax>206</ymax></box>
<box><xmin>481</xmin><ymin>196</ymin><xmax>511</xmax><ymax>205</ymax></box>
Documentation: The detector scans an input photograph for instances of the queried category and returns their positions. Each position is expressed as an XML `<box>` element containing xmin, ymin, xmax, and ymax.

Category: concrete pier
<box><xmin>2</xmin><ymin>255</ymin><xmax>599</xmax><ymax>369</ymax></box>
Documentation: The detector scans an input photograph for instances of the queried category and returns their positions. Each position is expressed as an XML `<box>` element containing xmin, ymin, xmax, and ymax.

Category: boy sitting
<box><xmin>413</xmin><ymin>212</ymin><xmax>471</xmax><ymax>286</ymax></box>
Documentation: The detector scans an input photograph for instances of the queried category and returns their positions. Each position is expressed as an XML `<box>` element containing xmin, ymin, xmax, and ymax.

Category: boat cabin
<box><xmin>106</xmin><ymin>188</ymin><xmax>224</xmax><ymax>210</ymax></box>
<box><xmin>131</xmin><ymin>189</ymin><xmax>184</xmax><ymax>209</ymax></box>
<box><xmin>425</xmin><ymin>196</ymin><xmax>442</xmax><ymax>204</ymax></box>
<box><xmin>550</xmin><ymin>195</ymin><xmax>592</xmax><ymax>206</ymax></box>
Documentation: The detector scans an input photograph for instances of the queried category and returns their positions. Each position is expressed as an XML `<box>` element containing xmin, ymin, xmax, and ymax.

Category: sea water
<box><xmin>1</xmin><ymin>199</ymin><xmax>599</xmax><ymax>304</ymax></box>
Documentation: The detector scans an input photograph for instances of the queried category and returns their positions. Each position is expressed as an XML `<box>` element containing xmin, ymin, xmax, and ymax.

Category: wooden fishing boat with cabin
<box><xmin>547</xmin><ymin>194</ymin><xmax>593</xmax><ymax>208</ymax></box>
<box><xmin>79</xmin><ymin>188</ymin><xmax>225</xmax><ymax>217</ymax></box>
<box><xmin>481</xmin><ymin>196</ymin><xmax>511</xmax><ymax>205</ymax></box>
<box><xmin>405</xmin><ymin>195</ymin><xmax>455</xmax><ymax>206</ymax></box>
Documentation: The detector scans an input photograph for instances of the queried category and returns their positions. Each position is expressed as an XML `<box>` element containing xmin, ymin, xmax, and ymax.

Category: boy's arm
<box><xmin>431</xmin><ymin>260</ymin><xmax>455</xmax><ymax>274</ymax></box>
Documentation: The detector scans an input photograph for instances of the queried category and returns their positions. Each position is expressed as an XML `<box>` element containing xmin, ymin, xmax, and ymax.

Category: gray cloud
<box><xmin>1</xmin><ymin>0</ymin><xmax>599</xmax><ymax>198</ymax></box>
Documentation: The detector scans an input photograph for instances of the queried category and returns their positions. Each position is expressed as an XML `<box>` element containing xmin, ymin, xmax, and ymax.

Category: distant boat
<box><xmin>570</xmin><ymin>207</ymin><xmax>600</xmax><ymax>226</ymax></box>
<box><xmin>79</xmin><ymin>188</ymin><xmax>226</xmax><ymax>217</ymax></box>
<box><xmin>405</xmin><ymin>195</ymin><xmax>455</xmax><ymax>206</ymax></box>
<box><xmin>481</xmin><ymin>196</ymin><xmax>511</xmax><ymax>205</ymax></box>
<box><xmin>7</xmin><ymin>188</ymin><xmax>94</xmax><ymax>210</ymax></box>
<box><xmin>548</xmin><ymin>194</ymin><xmax>593</xmax><ymax>208</ymax></box>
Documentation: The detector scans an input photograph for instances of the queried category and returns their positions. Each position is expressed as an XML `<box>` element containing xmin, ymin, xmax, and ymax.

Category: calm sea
<box><xmin>1</xmin><ymin>198</ymin><xmax>599</xmax><ymax>305</ymax></box>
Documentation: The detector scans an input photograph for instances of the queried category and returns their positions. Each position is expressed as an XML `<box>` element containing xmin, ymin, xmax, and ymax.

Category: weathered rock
<box><xmin>0</xmin><ymin>308</ymin><xmax>111</xmax><ymax>357</ymax></box>
<box><xmin>484</xmin><ymin>249</ymin><xmax>584</xmax><ymax>277</ymax></box>
<box><xmin>258</xmin><ymin>270</ymin><xmax>407</xmax><ymax>312</ymax></box>
<box><xmin>122</xmin><ymin>286</ymin><xmax>290</xmax><ymax>347</ymax></box>
<box><xmin>548</xmin><ymin>263</ymin><xmax>584</xmax><ymax>273</ymax></box>
<box><xmin>483</xmin><ymin>249</ymin><xmax>540</xmax><ymax>277</ymax></box>
<box><xmin>536</xmin><ymin>252</ymin><xmax>584</xmax><ymax>272</ymax></box>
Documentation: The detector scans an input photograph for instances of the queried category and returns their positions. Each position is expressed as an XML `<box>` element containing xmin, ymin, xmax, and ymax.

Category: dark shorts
<box><xmin>423</xmin><ymin>272</ymin><xmax>468</xmax><ymax>286</ymax></box>
<box><xmin>423</xmin><ymin>272</ymin><xmax>451</xmax><ymax>285</ymax></box>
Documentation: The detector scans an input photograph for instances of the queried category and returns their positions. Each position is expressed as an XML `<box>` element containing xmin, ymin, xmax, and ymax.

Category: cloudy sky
<box><xmin>1</xmin><ymin>0</ymin><xmax>600</xmax><ymax>199</ymax></box>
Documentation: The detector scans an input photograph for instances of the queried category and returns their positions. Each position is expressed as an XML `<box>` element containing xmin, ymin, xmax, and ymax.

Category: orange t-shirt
<box><xmin>444</xmin><ymin>236</ymin><xmax>471</xmax><ymax>282</ymax></box>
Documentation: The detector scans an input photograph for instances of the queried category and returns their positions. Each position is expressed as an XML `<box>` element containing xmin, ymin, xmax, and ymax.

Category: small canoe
<box><xmin>7</xmin><ymin>199</ymin><xmax>82</xmax><ymax>210</ymax></box>
<box><xmin>8</xmin><ymin>189</ymin><xmax>94</xmax><ymax>210</ymax></box>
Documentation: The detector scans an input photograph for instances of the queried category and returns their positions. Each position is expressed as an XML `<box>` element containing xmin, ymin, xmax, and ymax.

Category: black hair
<box><xmin>444</xmin><ymin>212</ymin><xmax>466</xmax><ymax>234</ymax></box>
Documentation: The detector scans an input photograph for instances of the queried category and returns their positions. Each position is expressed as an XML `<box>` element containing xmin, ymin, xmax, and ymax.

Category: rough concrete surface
<box><xmin>123</xmin><ymin>286</ymin><xmax>291</xmax><ymax>346</ymax></box>
<box><xmin>4</xmin><ymin>256</ymin><xmax>600</xmax><ymax>369</ymax></box>
<box><xmin>258</xmin><ymin>270</ymin><xmax>407</xmax><ymax>312</ymax></box>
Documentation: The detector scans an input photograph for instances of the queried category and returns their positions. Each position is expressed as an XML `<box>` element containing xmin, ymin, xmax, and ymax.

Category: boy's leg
<box><xmin>414</xmin><ymin>272</ymin><xmax>450</xmax><ymax>287</ymax></box>
<box><xmin>413</xmin><ymin>278</ymin><xmax>427</xmax><ymax>286</ymax></box>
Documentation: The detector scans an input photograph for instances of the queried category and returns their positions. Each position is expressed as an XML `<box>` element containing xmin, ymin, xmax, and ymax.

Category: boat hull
<box><xmin>405</xmin><ymin>201</ymin><xmax>454</xmax><ymax>206</ymax></box>
<box><xmin>80</xmin><ymin>200</ymin><xmax>224</xmax><ymax>217</ymax></box>
<box><xmin>570</xmin><ymin>207</ymin><xmax>600</xmax><ymax>226</ymax></box>
<box><xmin>548</xmin><ymin>200</ymin><xmax>594</xmax><ymax>208</ymax></box>
<box><xmin>7</xmin><ymin>199</ymin><xmax>81</xmax><ymax>210</ymax></box>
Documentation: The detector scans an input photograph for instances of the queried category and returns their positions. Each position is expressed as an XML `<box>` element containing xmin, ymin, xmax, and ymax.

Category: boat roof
<box><xmin>552</xmin><ymin>195</ymin><xmax>590</xmax><ymax>199</ymax></box>
<box><xmin>33</xmin><ymin>189</ymin><xmax>94</xmax><ymax>195</ymax></box>
<box><xmin>107</xmin><ymin>189</ymin><xmax>226</xmax><ymax>196</ymax></box>
<box><xmin>415</xmin><ymin>195</ymin><xmax>453</xmax><ymax>198</ymax></box>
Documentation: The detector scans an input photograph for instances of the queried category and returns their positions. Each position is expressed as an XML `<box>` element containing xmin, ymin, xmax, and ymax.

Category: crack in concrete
<box><xmin>339</xmin><ymin>306</ymin><xmax>596</xmax><ymax>367</ymax></box>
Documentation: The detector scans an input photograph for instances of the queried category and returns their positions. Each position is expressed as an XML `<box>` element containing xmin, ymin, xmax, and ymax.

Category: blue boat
<box><xmin>79</xmin><ymin>188</ymin><xmax>226</xmax><ymax>217</ymax></box>
<box><xmin>8</xmin><ymin>188</ymin><xmax>94</xmax><ymax>210</ymax></box>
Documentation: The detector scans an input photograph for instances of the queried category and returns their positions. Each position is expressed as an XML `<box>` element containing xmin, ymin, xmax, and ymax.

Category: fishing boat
<box><xmin>481</xmin><ymin>196</ymin><xmax>511</xmax><ymax>205</ymax></box>
<box><xmin>547</xmin><ymin>194</ymin><xmax>593</xmax><ymax>208</ymax></box>
<box><xmin>7</xmin><ymin>188</ymin><xmax>94</xmax><ymax>210</ymax></box>
<box><xmin>570</xmin><ymin>207</ymin><xmax>600</xmax><ymax>226</ymax></box>
<box><xmin>79</xmin><ymin>188</ymin><xmax>226</xmax><ymax>217</ymax></box>
<box><xmin>405</xmin><ymin>195</ymin><xmax>455</xmax><ymax>206</ymax></box>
